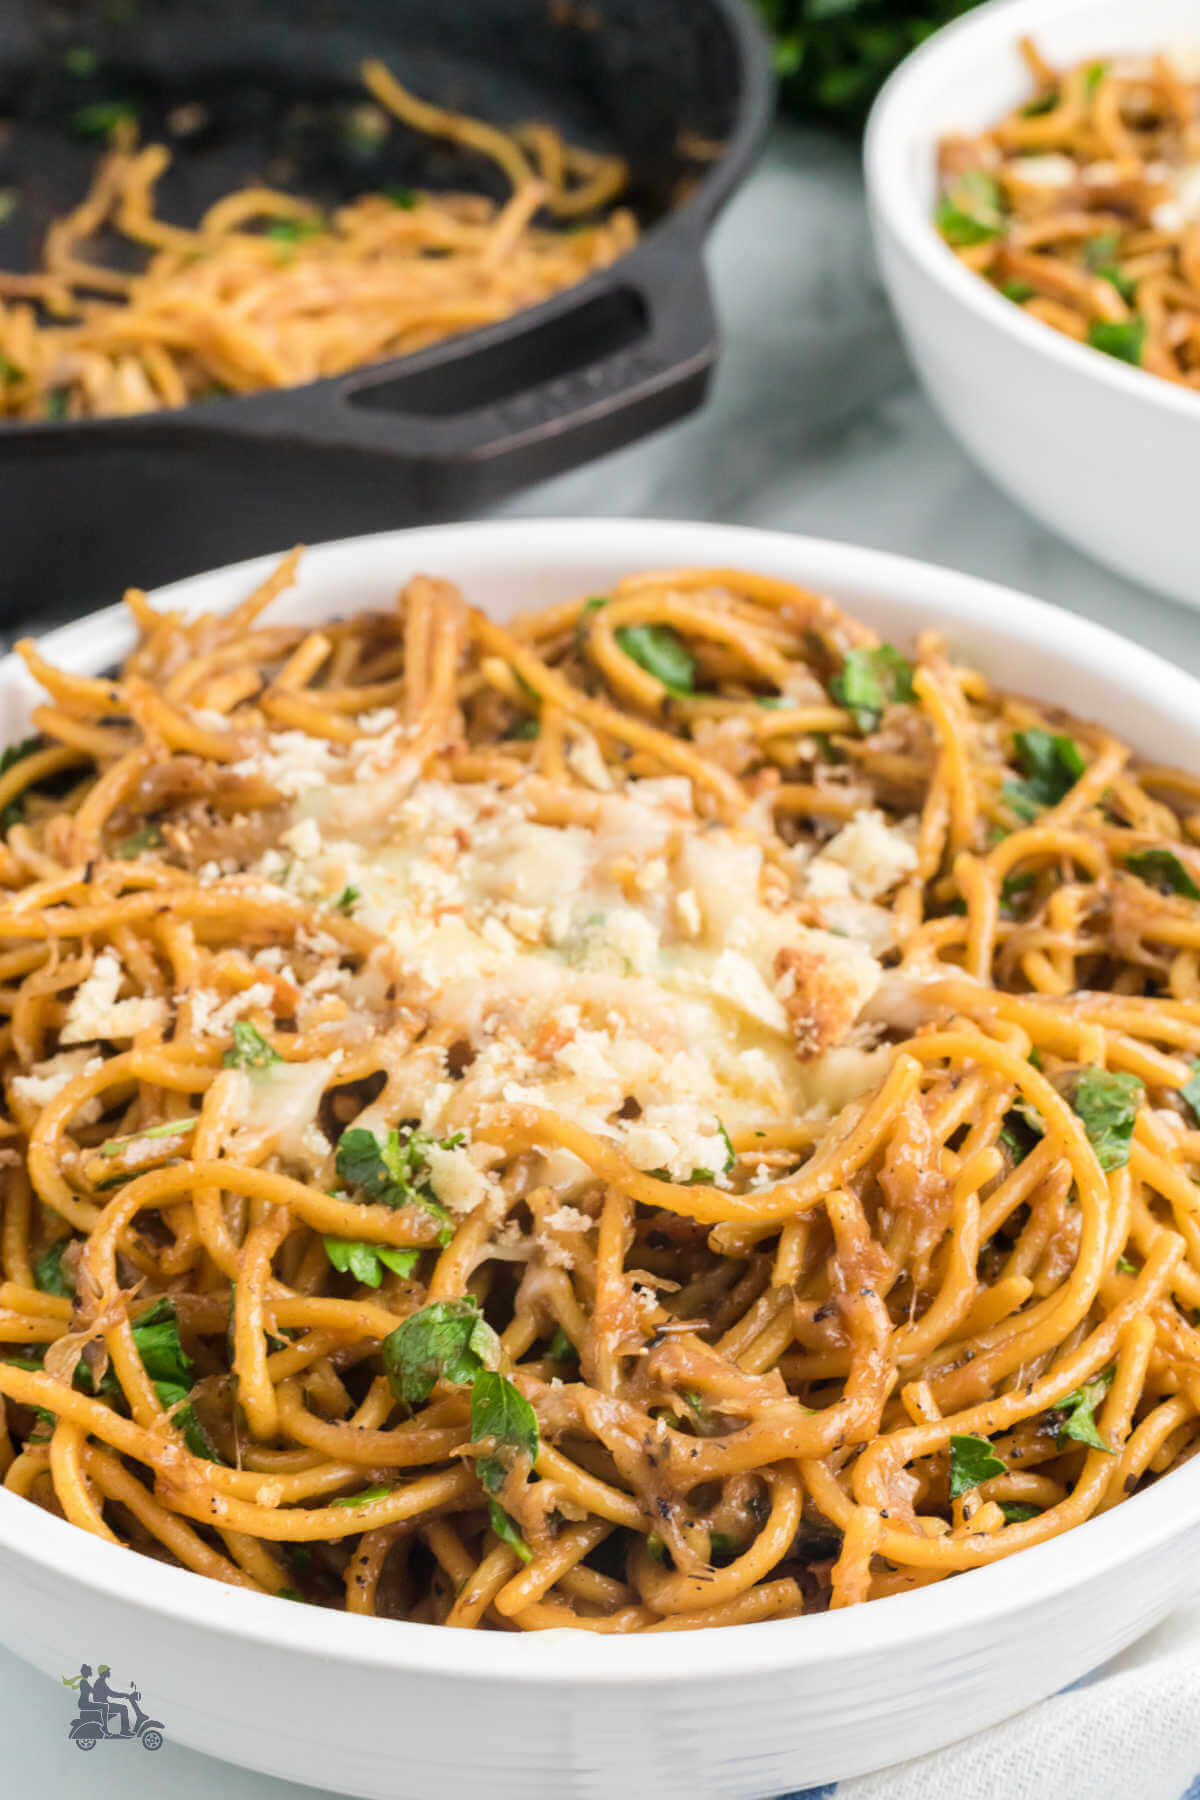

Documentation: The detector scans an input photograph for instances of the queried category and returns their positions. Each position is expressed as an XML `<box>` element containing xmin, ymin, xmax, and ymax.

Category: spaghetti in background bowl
<box><xmin>865</xmin><ymin>0</ymin><xmax>1200</xmax><ymax>609</ymax></box>
<box><xmin>2</xmin><ymin>519</ymin><xmax>1200</xmax><ymax>1795</ymax></box>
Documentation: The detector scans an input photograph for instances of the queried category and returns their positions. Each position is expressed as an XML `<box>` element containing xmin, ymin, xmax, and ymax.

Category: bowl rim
<box><xmin>4</xmin><ymin>513</ymin><xmax>1200</xmax><ymax>1686</ymax></box>
<box><xmin>862</xmin><ymin>0</ymin><xmax>1200</xmax><ymax>422</ymax></box>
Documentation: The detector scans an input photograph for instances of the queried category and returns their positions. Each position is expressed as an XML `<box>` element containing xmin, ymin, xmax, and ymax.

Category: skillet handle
<box><xmin>213</xmin><ymin>241</ymin><xmax>717</xmax><ymax>483</ymax></box>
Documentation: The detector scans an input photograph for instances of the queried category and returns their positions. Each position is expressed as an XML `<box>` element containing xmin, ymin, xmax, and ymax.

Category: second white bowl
<box><xmin>865</xmin><ymin>0</ymin><xmax>1200</xmax><ymax>609</ymax></box>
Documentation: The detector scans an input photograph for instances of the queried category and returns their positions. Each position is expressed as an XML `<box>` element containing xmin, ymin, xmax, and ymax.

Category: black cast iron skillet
<box><xmin>0</xmin><ymin>0</ymin><xmax>772</xmax><ymax>619</ymax></box>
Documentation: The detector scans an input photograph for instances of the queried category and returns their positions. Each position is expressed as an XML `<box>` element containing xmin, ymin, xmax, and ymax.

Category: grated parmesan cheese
<box><xmin>60</xmin><ymin>949</ymin><xmax>166</xmax><ymax>1045</ymax></box>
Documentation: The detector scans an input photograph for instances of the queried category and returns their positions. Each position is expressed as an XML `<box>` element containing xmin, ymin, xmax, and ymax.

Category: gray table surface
<box><xmin>4</xmin><ymin>119</ymin><xmax>1199</xmax><ymax>1793</ymax></box>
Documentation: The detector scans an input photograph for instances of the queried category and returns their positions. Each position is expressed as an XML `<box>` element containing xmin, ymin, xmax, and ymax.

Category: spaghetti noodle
<box><xmin>0</xmin><ymin>63</ymin><xmax>635</xmax><ymax>422</ymax></box>
<box><xmin>1</xmin><ymin>556</ymin><xmax>1199</xmax><ymax>1631</ymax></box>
<box><xmin>936</xmin><ymin>38</ymin><xmax>1200</xmax><ymax>386</ymax></box>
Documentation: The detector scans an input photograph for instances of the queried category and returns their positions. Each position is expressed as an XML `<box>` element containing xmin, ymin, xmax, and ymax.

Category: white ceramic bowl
<box><xmin>4</xmin><ymin>518</ymin><xmax>1200</xmax><ymax>1800</ymax></box>
<box><xmin>864</xmin><ymin>0</ymin><xmax>1200</xmax><ymax>609</ymax></box>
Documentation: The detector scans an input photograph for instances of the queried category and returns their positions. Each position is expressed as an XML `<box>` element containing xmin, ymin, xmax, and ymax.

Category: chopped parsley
<box><xmin>332</xmin><ymin>885</ymin><xmax>360</xmax><ymax>912</ymax></box>
<box><xmin>331</xmin><ymin>1484</ymin><xmax>392</xmax><ymax>1509</ymax></box>
<box><xmin>69</xmin><ymin>1296</ymin><xmax>220</xmax><ymax>1460</ymax></box>
<box><xmin>1002</xmin><ymin>728</ymin><xmax>1085</xmax><ymax>821</ymax></box>
<box><xmin>470</xmin><ymin>1369</ymin><xmax>539</xmax><ymax>1496</ymax></box>
<box><xmin>45</xmin><ymin>389</ymin><xmax>71</xmax><ymax>421</ymax></box>
<box><xmin>99</xmin><ymin>1115</ymin><xmax>196</xmax><ymax>1157</ymax></box>
<box><xmin>1125</xmin><ymin>847</ymin><xmax>1200</xmax><ymax>901</ymax></box>
<box><xmin>1068</xmin><ymin>1068</ymin><xmax>1143</xmax><ymax>1172</ymax></box>
<box><xmin>1000</xmin><ymin>869</ymin><xmax>1036</xmax><ymax>912</ymax></box>
<box><xmin>1000</xmin><ymin>1501</ymin><xmax>1041</xmax><ymax>1524</ymax></box>
<box><xmin>383</xmin><ymin>186</ymin><xmax>419</xmax><ymax>209</ymax></box>
<box><xmin>115</xmin><ymin>823</ymin><xmax>164</xmax><ymax>860</ymax></box>
<box><xmin>222</xmin><ymin>1021</ymin><xmax>280</xmax><ymax>1071</ymax></box>
<box><xmin>1178</xmin><ymin>1060</ymin><xmax>1200</xmax><ymax>1125</ymax></box>
<box><xmin>334</xmin><ymin>1125</ymin><xmax>458</xmax><ymax>1240</ymax></box>
<box><xmin>948</xmin><ymin>1432</ymin><xmax>1006</xmax><ymax>1499</ymax></box>
<box><xmin>0</xmin><ymin>737</ymin><xmax>43</xmax><ymax>831</ymax></box>
<box><xmin>0</xmin><ymin>352</ymin><xmax>23</xmax><ymax>384</ymax></box>
<box><xmin>487</xmin><ymin>1500</ymin><xmax>532</xmax><ymax>1563</ymax></box>
<box><xmin>322</xmin><ymin>1235</ymin><xmax>418</xmax><ymax>1287</ymax></box>
<box><xmin>1052</xmin><ymin>1366</ymin><xmax>1114</xmax><ymax>1453</ymax></box>
<box><xmin>830</xmin><ymin>645</ymin><xmax>914</xmax><ymax>733</ymax></box>
<box><xmin>1084</xmin><ymin>60</ymin><xmax>1109</xmax><ymax>95</ymax></box>
<box><xmin>546</xmin><ymin>1326</ymin><xmax>579</xmax><ymax>1364</ymax></box>
<box><xmin>33</xmin><ymin>1240</ymin><xmax>75</xmax><ymax>1299</ymax></box>
<box><xmin>1087</xmin><ymin>316</ymin><xmax>1146</xmax><ymax>367</ymax></box>
<box><xmin>1082</xmin><ymin>231</ymin><xmax>1136</xmax><ymax>303</ymax></box>
<box><xmin>382</xmin><ymin>1310</ymin><xmax>539</xmax><ymax>1548</ymax></box>
<box><xmin>575</xmin><ymin>595</ymin><xmax>610</xmax><ymax>644</ymax></box>
<box><xmin>265</xmin><ymin>216</ymin><xmax>324</xmax><ymax>244</ymax></box>
<box><xmin>999</xmin><ymin>279</ymin><xmax>1036</xmax><ymax>303</ymax></box>
<box><xmin>381</xmin><ymin>1296</ymin><xmax>499</xmax><ymax>1408</ymax></box>
<box><xmin>614</xmin><ymin>623</ymin><xmax>696</xmax><ymax>696</ymax></box>
<box><xmin>936</xmin><ymin>170</ymin><xmax>1005</xmax><ymax>246</ymax></box>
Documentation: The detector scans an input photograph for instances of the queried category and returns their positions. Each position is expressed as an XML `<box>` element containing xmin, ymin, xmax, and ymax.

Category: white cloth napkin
<box><xmin>782</xmin><ymin>1603</ymin><xmax>1200</xmax><ymax>1800</ymax></box>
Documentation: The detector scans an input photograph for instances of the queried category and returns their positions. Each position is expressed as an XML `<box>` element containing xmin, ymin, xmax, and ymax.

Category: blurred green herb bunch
<box><xmin>755</xmin><ymin>0</ymin><xmax>982</xmax><ymax>126</ymax></box>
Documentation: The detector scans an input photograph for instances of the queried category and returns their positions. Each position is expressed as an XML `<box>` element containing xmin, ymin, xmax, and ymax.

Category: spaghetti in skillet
<box><xmin>0</xmin><ymin>63</ymin><xmax>635</xmax><ymax>423</ymax></box>
<box><xmin>1</xmin><ymin>557</ymin><xmax>1199</xmax><ymax>1631</ymax></box>
<box><xmin>936</xmin><ymin>38</ymin><xmax>1200</xmax><ymax>386</ymax></box>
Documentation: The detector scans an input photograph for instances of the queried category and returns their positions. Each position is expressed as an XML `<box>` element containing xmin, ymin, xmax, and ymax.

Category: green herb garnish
<box><xmin>1069</xmin><ymin>1068</ymin><xmax>1143</xmax><ymax>1172</ymax></box>
<box><xmin>1087</xmin><ymin>316</ymin><xmax>1146</xmax><ymax>367</ymax></box>
<box><xmin>322</xmin><ymin>1236</ymin><xmax>418</xmax><ymax>1287</ymax></box>
<box><xmin>1002</xmin><ymin>727</ymin><xmax>1085</xmax><ymax>820</ymax></box>
<box><xmin>265</xmin><ymin>217</ymin><xmax>324</xmax><ymax>244</ymax></box>
<box><xmin>334</xmin><ymin>1124</ymin><xmax>458</xmax><ymax>1240</ymax></box>
<box><xmin>470</xmin><ymin>1369</ymin><xmax>539</xmax><ymax>1495</ymax></box>
<box><xmin>936</xmin><ymin>170</ymin><xmax>1005</xmax><ymax>246</ymax></box>
<box><xmin>1125</xmin><ymin>847</ymin><xmax>1200</xmax><ymax>901</ymax></box>
<box><xmin>999</xmin><ymin>279</ymin><xmax>1036</xmax><ymax>303</ymax></box>
<box><xmin>614</xmin><ymin>623</ymin><xmax>696</xmax><ymax>696</ymax></box>
<box><xmin>1053</xmin><ymin>1366</ymin><xmax>1114</xmax><ymax>1453</ymax></box>
<box><xmin>331</xmin><ymin>1484</ymin><xmax>392</xmax><ymax>1509</ymax></box>
<box><xmin>547</xmin><ymin>1326</ymin><xmax>578</xmax><ymax>1364</ymax></box>
<box><xmin>115</xmin><ymin>823</ymin><xmax>164</xmax><ymax>860</ymax></box>
<box><xmin>1000</xmin><ymin>1501</ymin><xmax>1041</xmax><ymax>1523</ymax></box>
<box><xmin>33</xmin><ymin>1240</ymin><xmax>75</xmax><ymax>1299</ymax></box>
<box><xmin>0</xmin><ymin>737</ymin><xmax>43</xmax><ymax>832</ymax></box>
<box><xmin>1178</xmin><ymin>1059</ymin><xmax>1200</xmax><ymax>1125</ymax></box>
<box><xmin>1000</xmin><ymin>870</ymin><xmax>1036</xmax><ymax>911</ymax></box>
<box><xmin>948</xmin><ymin>1432</ymin><xmax>1007</xmax><ymax>1499</ymax></box>
<box><xmin>99</xmin><ymin>1116</ymin><xmax>196</xmax><ymax>1157</ymax></box>
<box><xmin>381</xmin><ymin>1296</ymin><xmax>499</xmax><ymax>1408</ymax></box>
<box><xmin>332</xmin><ymin>885</ymin><xmax>360</xmax><ymax>912</ymax></box>
<box><xmin>383</xmin><ymin>186</ymin><xmax>419</xmax><ymax>209</ymax></box>
<box><xmin>222</xmin><ymin>1021</ymin><xmax>280</xmax><ymax>1071</ymax></box>
<box><xmin>935</xmin><ymin>169</ymin><xmax>1007</xmax><ymax>246</ymax></box>
<box><xmin>487</xmin><ymin>1499</ymin><xmax>532</xmax><ymax>1563</ymax></box>
<box><xmin>830</xmin><ymin>644</ymin><xmax>915</xmax><ymax>733</ymax></box>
